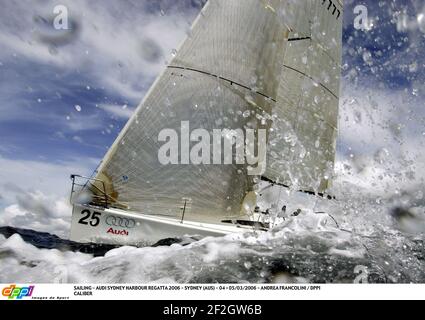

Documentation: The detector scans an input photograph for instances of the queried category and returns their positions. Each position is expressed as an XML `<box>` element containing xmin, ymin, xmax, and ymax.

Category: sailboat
<box><xmin>69</xmin><ymin>0</ymin><xmax>343</xmax><ymax>245</ymax></box>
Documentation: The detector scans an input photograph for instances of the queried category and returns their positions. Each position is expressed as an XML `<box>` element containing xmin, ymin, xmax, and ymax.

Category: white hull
<box><xmin>70</xmin><ymin>204</ymin><xmax>256</xmax><ymax>246</ymax></box>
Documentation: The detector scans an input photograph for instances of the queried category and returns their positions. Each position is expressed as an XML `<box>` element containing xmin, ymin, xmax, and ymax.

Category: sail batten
<box><xmin>167</xmin><ymin>65</ymin><xmax>278</xmax><ymax>103</ymax></box>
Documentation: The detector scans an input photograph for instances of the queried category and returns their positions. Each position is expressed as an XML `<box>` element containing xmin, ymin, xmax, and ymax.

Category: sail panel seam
<box><xmin>282</xmin><ymin>64</ymin><xmax>339</xmax><ymax>99</ymax></box>
<box><xmin>168</xmin><ymin>65</ymin><xmax>277</xmax><ymax>103</ymax></box>
<box><xmin>260</xmin><ymin>176</ymin><xmax>335</xmax><ymax>200</ymax></box>
<box><xmin>288</xmin><ymin>36</ymin><xmax>311</xmax><ymax>42</ymax></box>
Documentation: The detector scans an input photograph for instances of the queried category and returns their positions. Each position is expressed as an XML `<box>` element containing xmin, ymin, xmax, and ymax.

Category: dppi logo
<box><xmin>2</xmin><ymin>285</ymin><xmax>35</xmax><ymax>300</ymax></box>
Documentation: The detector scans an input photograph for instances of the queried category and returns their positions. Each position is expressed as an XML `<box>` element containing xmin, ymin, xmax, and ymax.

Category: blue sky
<box><xmin>0</xmin><ymin>0</ymin><xmax>205</xmax><ymax>163</ymax></box>
<box><xmin>0</xmin><ymin>0</ymin><xmax>424</xmax><ymax>235</ymax></box>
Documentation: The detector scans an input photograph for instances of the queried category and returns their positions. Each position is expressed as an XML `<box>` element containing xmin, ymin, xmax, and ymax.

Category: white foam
<box><xmin>0</xmin><ymin>205</ymin><xmax>423</xmax><ymax>283</ymax></box>
<box><xmin>0</xmin><ymin>234</ymin><xmax>92</xmax><ymax>283</ymax></box>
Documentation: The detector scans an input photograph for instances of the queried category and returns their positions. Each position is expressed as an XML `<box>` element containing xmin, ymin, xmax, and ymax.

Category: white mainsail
<box><xmin>92</xmin><ymin>0</ymin><xmax>342</xmax><ymax>223</ymax></box>
<box><xmin>265</xmin><ymin>0</ymin><xmax>342</xmax><ymax>195</ymax></box>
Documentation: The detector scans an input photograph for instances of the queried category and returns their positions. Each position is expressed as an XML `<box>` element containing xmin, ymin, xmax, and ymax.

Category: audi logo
<box><xmin>105</xmin><ymin>215</ymin><xmax>136</xmax><ymax>229</ymax></box>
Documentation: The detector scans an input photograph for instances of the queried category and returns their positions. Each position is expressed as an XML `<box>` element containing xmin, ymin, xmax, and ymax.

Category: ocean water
<box><xmin>1</xmin><ymin>206</ymin><xmax>423</xmax><ymax>284</ymax></box>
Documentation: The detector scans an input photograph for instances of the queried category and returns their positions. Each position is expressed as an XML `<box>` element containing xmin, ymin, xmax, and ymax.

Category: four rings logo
<box><xmin>105</xmin><ymin>215</ymin><xmax>136</xmax><ymax>229</ymax></box>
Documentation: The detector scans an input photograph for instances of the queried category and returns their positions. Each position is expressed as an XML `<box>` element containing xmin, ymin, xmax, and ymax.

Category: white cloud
<box><xmin>0</xmin><ymin>155</ymin><xmax>99</xmax><ymax>237</ymax></box>
<box><xmin>72</xmin><ymin>135</ymin><xmax>84</xmax><ymax>144</ymax></box>
<box><xmin>0</xmin><ymin>194</ymin><xmax>71</xmax><ymax>238</ymax></box>
<box><xmin>0</xmin><ymin>0</ymin><xmax>192</xmax><ymax>101</ymax></box>
<box><xmin>0</xmin><ymin>155</ymin><xmax>98</xmax><ymax>203</ymax></box>
<box><xmin>63</xmin><ymin>113</ymin><xmax>106</xmax><ymax>132</ymax></box>
<box><xmin>99</xmin><ymin>104</ymin><xmax>135</xmax><ymax>120</ymax></box>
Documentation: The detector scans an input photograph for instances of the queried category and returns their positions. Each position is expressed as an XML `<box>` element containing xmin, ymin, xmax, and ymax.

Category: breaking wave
<box><xmin>1</xmin><ymin>208</ymin><xmax>423</xmax><ymax>284</ymax></box>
